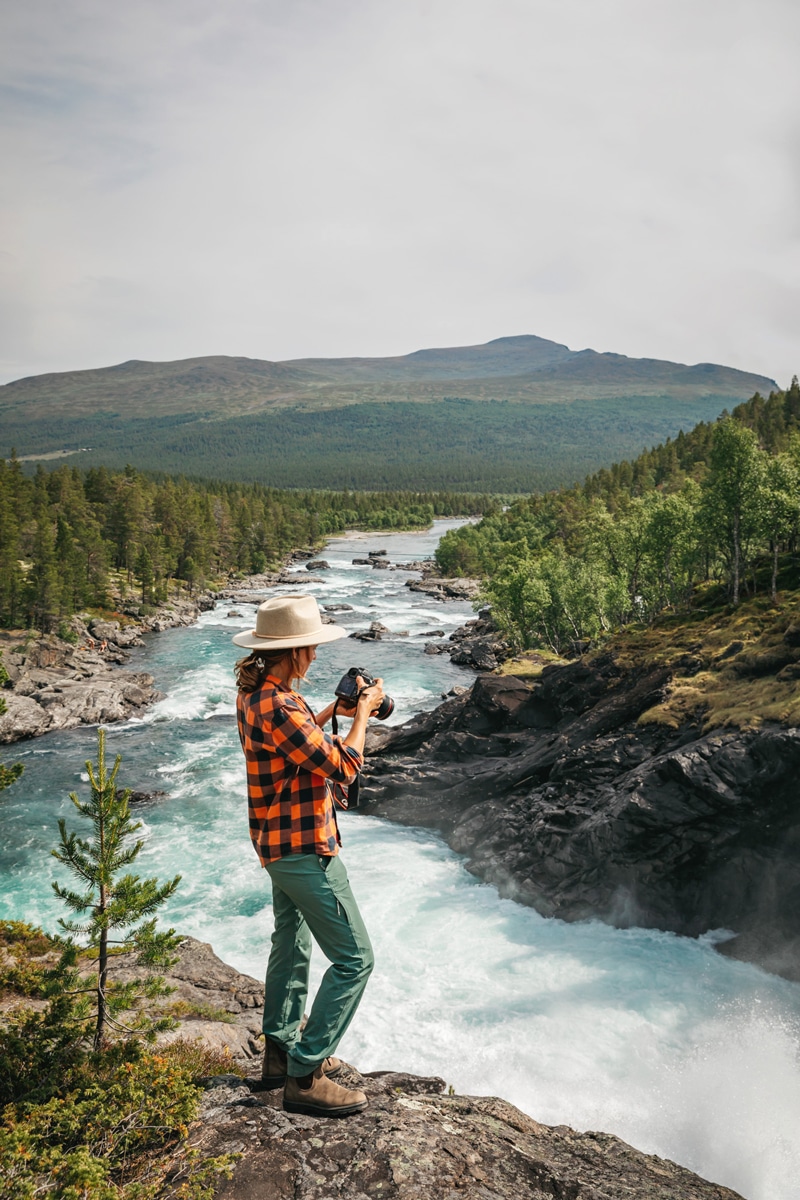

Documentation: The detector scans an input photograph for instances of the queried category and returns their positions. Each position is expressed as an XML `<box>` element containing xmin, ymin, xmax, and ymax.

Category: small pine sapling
<box><xmin>51</xmin><ymin>728</ymin><xmax>182</xmax><ymax>1049</ymax></box>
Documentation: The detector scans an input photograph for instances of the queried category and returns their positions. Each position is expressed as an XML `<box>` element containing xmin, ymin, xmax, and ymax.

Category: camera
<box><xmin>335</xmin><ymin>667</ymin><xmax>394</xmax><ymax>721</ymax></box>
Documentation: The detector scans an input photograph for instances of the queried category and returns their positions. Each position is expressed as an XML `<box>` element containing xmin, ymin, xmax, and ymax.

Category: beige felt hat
<box><xmin>232</xmin><ymin>594</ymin><xmax>347</xmax><ymax>650</ymax></box>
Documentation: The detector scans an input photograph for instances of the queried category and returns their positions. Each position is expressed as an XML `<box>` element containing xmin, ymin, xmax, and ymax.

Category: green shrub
<box><xmin>0</xmin><ymin>1046</ymin><xmax>232</xmax><ymax>1198</ymax></box>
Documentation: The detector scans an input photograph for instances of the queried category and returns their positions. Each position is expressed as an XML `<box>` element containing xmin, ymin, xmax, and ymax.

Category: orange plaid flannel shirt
<box><xmin>236</xmin><ymin>674</ymin><xmax>363</xmax><ymax>865</ymax></box>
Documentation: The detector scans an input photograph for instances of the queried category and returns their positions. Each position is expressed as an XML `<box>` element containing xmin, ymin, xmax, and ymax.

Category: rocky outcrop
<box><xmin>360</xmin><ymin>661</ymin><xmax>800</xmax><ymax>981</ymax></box>
<box><xmin>0</xmin><ymin>593</ymin><xmax>209</xmax><ymax>744</ymax></box>
<box><xmin>194</xmin><ymin>1072</ymin><xmax>741</xmax><ymax>1200</ymax></box>
<box><xmin>445</xmin><ymin>609</ymin><xmax>511</xmax><ymax>670</ymax></box>
<box><xmin>0</xmin><ymin>633</ymin><xmax>160</xmax><ymax>744</ymax></box>
<box><xmin>142</xmin><ymin>940</ymin><xmax>740</xmax><ymax>1199</ymax></box>
<box><xmin>422</xmin><ymin>610</ymin><xmax>511</xmax><ymax>670</ymax></box>
<box><xmin>109</xmin><ymin>935</ymin><xmax>266</xmax><ymax>1061</ymax></box>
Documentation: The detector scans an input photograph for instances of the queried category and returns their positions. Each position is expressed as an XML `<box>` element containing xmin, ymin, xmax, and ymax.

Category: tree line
<box><xmin>436</xmin><ymin>378</ymin><xmax>800</xmax><ymax>653</ymax></box>
<box><xmin>0</xmin><ymin>459</ymin><xmax>487</xmax><ymax>633</ymax></box>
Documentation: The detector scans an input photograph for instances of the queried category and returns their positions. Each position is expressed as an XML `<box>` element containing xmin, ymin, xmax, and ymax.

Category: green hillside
<box><xmin>1</xmin><ymin>335</ymin><xmax>777</xmax><ymax>491</ymax></box>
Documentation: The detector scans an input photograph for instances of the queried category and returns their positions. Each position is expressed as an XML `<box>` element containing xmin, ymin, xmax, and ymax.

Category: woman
<box><xmin>234</xmin><ymin>593</ymin><xmax>385</xmax><ymax>1118</ymax></box>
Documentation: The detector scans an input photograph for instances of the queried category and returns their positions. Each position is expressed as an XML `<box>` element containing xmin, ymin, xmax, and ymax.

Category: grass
<box><xmin>499</xmin><ymin>649</ymin><xmax>569</xmax><ymax>678</ymax></box>
<box><xmin>159</xmin><ymin>1036</ymin><xmax>246</xmax><ymax>1079</ymax></box>
<box><xmin>164</xmin><ymin>1000</ymin><xmax>237</xmax><ymax>1025</ymax></box>
<box><xmin>600</xmin><ymin>583</ymin><xmax>800</xmax><ymax>731</ymax></box>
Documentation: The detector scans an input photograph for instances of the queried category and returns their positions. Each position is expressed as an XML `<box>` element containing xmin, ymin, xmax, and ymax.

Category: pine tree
<box><xmin>134</xmin><ymin>543</ymin><xmax>155</xmax><ymax>604</ymax></box>
<box><xmin>51</xmin><ymin>729</ymin><xmax>181</xmax><ymax>1049</ymax></box>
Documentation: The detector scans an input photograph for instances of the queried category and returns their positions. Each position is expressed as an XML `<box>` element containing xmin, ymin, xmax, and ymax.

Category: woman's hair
<box><xmin>235</xmin><ymin>647</ymin><xmax>304</xmax><ymax>693</ymax></box>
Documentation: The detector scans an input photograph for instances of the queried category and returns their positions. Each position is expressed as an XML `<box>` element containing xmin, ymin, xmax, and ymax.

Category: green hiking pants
<box><xmin>262</xmin><ymin>852</ymin><xmax>374</xmax><ymax>1077</ymax></box>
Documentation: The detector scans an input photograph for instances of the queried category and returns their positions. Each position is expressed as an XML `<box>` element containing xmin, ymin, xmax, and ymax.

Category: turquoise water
<box><xmin>3</xmin><ymin>521</ymin><xmax>799</xmax><ymax>1200</ymax></box>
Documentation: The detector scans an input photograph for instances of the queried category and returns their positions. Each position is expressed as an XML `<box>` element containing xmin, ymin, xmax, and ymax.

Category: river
<box><xmin>2</xmin><ymin>520</ymin><xmax>799</xmax><ymax>1200</ymax></box>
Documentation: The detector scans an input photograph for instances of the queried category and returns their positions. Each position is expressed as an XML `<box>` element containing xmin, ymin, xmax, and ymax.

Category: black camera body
<box><xmin>335</xmin><ymin>667</ymin><xmax>394</xmax><ymax>721</ymax></box>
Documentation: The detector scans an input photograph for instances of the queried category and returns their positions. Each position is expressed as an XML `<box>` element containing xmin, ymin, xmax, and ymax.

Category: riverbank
<box><xmin>0</xmin><ymin>592</ymin><xmax>213</xmax><ymax>744</ymax></box>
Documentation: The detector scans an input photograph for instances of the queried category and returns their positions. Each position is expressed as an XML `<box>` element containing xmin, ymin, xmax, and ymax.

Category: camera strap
<box><xmin>330</xmin><ymin>700</ymin><xmax>360</xmax><ymax>809</ymax></box>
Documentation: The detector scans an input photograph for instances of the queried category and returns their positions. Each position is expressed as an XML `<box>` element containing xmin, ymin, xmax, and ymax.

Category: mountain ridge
<box><xmin>0</xmin><ymin>335</ymin><xmax>780</xmax><ymax>491</ymax></box>
<box><xmin>0</xmin><ymin>334</ymin><xmax>777</xmax><ymax>420</ymax></box>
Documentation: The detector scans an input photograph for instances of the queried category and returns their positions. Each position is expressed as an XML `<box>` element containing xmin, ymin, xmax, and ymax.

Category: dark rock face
<box><xmin>421</xmin><ymin>610</ymin><xmax>512</xmax><ymax>671</ymax></box>
<box><xmin>360</xmin><ymin>660</ymin><xmax>800</xmax><ymax>981</ymax></box>
<box><xmin>194</xmin><ymin>1072</ymin><xmax>742</xmax><ymax>1200</ymax></box>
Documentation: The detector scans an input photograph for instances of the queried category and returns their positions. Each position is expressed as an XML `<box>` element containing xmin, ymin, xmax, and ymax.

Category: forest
<box><xmin>435</xmin><ymin>378</ymin><xmax>800</xmax><ymax>653</ymax></box>
<box><xmin>5</xmin><ymin>392</ymin><xmax>736</xmax><ymax>493</ymax></box>
<box><xmin>0</xmin><ymin>463</ymin><xmax>486</xmax><ymax>633</ymax></box>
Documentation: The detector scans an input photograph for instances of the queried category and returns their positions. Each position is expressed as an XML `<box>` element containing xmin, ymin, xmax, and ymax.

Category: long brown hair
<box><xmin>235</xmin><ymin>648</ymin><xmax>304</xmax><ymax>693</ymax></box>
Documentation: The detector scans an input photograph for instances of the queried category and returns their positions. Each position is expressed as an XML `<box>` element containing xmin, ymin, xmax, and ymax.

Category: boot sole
<box><xmin>283</xmin><ymin>1098</ymin><xmax>367</xmax><ymax>1118</ymax></box>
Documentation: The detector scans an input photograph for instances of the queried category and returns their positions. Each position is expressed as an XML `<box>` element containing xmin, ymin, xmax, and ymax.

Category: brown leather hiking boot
<box><xmin>261</xmin><ymin>1038</ymin><xmax>342</xmax><ymax>1090</ymax></box>
<box><xmin>283</xmin><ymin>1065</ymin><xmax>367</xmax><ymax>1117</ymax></box>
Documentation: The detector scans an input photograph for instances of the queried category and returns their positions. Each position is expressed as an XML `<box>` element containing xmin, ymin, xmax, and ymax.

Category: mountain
<box><xmin>0</xmin><ymin>336</ymin><xmax>778</xmax><ymax>491</ymax></box>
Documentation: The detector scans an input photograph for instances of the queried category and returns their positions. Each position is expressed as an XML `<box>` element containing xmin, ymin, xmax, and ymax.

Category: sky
<box><xmin>1</xmin><ymin>0</ymin><xmax>799</xmax><ymax>386</ymax></box>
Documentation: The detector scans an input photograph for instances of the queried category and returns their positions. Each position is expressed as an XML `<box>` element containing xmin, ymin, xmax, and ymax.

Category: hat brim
<box><xmin>232</xmin><ymin>623</ymin><xmax>347</xmax><ymax>650</ymax></box>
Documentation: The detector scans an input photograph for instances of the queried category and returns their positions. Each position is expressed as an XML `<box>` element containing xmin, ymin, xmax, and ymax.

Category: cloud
<box><xmin>0</xmin><ymin>0</ymin><xmax>799</xmax><ymax>384</ymax></box>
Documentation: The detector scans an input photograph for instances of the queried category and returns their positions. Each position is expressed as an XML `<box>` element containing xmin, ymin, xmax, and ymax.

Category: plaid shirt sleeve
<box><xmin>269</xmin><ymin>694</ymin><xmax>363</xmax><ymax>781</ymax></box>
<box><xmin>237</xmin><ymin>677</ymin><xmax>363</xmax><ymax>865</ymax></box>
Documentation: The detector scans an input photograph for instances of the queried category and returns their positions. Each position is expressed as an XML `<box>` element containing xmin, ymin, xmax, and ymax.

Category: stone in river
<box><xmin>352</xmin><ymin>621</ymin><xmax>392</xmax><ymax>641</ymax></box>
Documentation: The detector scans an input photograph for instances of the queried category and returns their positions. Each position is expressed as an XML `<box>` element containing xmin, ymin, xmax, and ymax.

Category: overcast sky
<box><xmin>1</xmin><ymin>0</ymin><xmax>798</xmax><ymax>385</ymax></box>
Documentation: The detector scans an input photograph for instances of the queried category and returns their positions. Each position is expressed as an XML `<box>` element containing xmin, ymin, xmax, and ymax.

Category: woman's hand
<box><xmin>341</xmin><ymin>676</ymin><xmax>385</xmax><ymax>755</ymax></box>
<box><xmin>356</xmin><ymin>676</ymin><xmax>385</xmax><ymax>717</ymax></box>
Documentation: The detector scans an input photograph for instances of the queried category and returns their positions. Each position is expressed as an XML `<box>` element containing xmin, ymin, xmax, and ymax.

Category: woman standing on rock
<box><xmin>233</xmin><ymin>594</ymin><xmax>384</xmax><ymax>1118</ymax></box>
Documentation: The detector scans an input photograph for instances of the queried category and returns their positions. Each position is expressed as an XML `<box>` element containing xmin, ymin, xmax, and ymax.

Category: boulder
<box><xmin>449</xmin><ymin>636</ymin><xmax>508</xmax><ymax>671</ymax></box>
<box><xmin>351</xmin><ymin>621</ymin><xmax>392</xmax><ymax>641</ymax></box>
<box><xmin>406</xmin><ymin>576</ymin><xmax>481</xmax><ymax>600</ymax></box>
<box><xmin>0</xmin><ymin>693</ymin><xmax>53</xmax><ymax>742</ymax></box>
